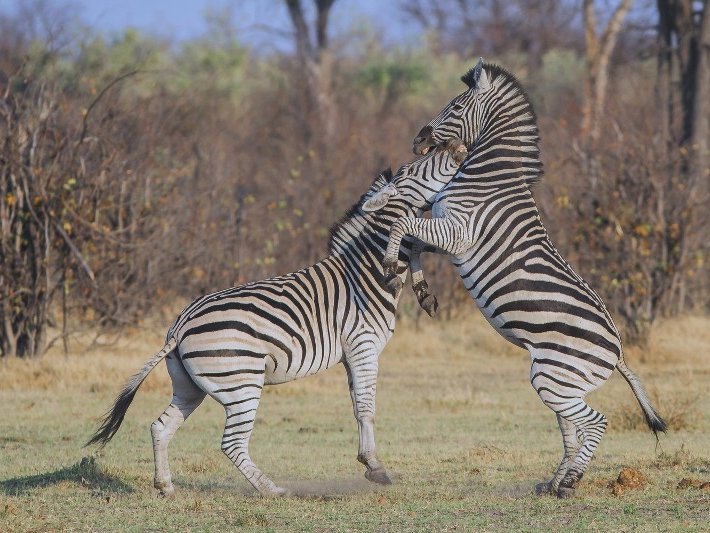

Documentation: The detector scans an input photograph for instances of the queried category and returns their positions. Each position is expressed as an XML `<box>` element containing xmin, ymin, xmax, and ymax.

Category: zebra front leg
<box><xmin>384</xmin><ymin>217</ymin><xmax>471</xmax><ymax>292</ymax></box>
<box><xmin>152</xmin><ymin>355</ymin><xmax>206</xmax><ymax>497</ymax></box>
<box><xmin>410</xmin><ymin>241</ymin><xmax>438</xmax><ymax>317</ymax></box>
<box><xmin>534</xmin><ymin>414</ymin><xmax>580</xmax><ymax>496</ymax></box>
<box><xmin>219</xmin><ymin>376</ymin><xmax>289</xmax><ymax>497</ymax></box>
<box><xmin>344</xmin><ymin>354</ymin><xmax>391</xmax><ymax>485</ymax></box>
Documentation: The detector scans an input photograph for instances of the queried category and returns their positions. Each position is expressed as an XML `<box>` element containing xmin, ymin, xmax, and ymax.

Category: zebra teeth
<box><xmin>421</xmin><ymin>146</ymin><xmax>430</xmax><ymax>155</ymax></box>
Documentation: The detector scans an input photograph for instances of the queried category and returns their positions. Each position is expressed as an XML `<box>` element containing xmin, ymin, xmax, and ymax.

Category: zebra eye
<box><xmin>451</xmin><ymin>103</ymin><xmax>464</xmax><ymax>112</ymax></box>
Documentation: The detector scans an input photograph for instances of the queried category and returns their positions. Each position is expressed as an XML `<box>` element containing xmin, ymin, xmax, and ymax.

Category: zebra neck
<box><xmin>469</xmin><ymin>104</ymin><xmax>542</xmax><ymax>188</ymax></box>
<box><xmin>329</xmin><ymin>207</ymin><xmax>410</xmax><ymax>271</ymax></box>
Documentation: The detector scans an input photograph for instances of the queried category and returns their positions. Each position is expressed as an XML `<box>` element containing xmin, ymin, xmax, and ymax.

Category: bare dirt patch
<box><xmin>609</xmin><ymin>467</ymin><xmax>647</xmax><ymax>495</ymax></box>
<box><xmin>676</xmin><ymin>478</ymin><xmax>710</xmax><ymax>490</ymax></box>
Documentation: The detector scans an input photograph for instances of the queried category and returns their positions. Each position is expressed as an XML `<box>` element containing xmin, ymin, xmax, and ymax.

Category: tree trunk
<box><xmin>691</xmin><ymin>2</ymin><xmax>710</xmax><ymax>191</ymax></box>
<box><xmin>581</xmin><ymin>0</ymin><xmax>633</xmax><ymax>144</ymax></box>
<box><xmin>285</xmin><ymin>0</ymin><xmax>337</xmax><ymax>143</ymax></box>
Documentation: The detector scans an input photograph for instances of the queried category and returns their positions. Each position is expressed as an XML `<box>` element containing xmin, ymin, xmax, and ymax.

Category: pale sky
<box><xmin>0</xmin><ymin>0</ymin><xmax>419</xmax><ymax>50</ymax></box>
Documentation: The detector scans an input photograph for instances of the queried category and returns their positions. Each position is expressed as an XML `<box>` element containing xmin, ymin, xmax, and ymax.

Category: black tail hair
<box><xmin>85</xmin><ymin>339</ymin><xmax>176</xmax><ymax>447</ymax></box>
<box><xmin>617</xmin><ymin>357</ymin><xmax>668</xmax><ymax>437</ymax></box>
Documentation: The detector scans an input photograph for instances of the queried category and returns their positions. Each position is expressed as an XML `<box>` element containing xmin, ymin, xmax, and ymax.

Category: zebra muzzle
<box><xmin>412</xmin><ymin>126</ymin><xmax>435</xmax><ymax>155</ymax></box>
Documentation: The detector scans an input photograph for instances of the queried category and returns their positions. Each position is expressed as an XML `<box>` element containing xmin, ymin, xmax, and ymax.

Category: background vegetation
<box><xmin>1</xmin><ymin>0</ymin><xmax>708</xmax><ymax>357</ymax></box>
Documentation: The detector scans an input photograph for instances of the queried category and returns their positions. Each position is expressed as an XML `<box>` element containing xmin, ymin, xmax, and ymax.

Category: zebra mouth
<box><xmin>420</xmin><ymin>146</ymin><xmax>431</xmax><ymax>155</ymax></box>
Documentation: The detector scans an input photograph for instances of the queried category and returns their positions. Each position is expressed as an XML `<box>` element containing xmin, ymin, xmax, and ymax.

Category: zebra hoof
<box><xmin>420</xmin><ymin>294</ymin><xmax>439</xmax><ymax>317</ymax></box>
<box><xmin>534</xmin><ymin>482</ymin><xmax>553</xmax><ymax>496</ymax></box>
<box><xmin>383</xmin><ymin>258</ymin><xmax>398</xmax><ymax>279</ymax></box>
<box><xmin>273</xmin><ymin>486</ymin><xmax>292</xmax><ymax>498</ymax></box>
<box><xmin>556</xmin><ymin>473</ymin><xmax>580</xmax><ymax>498</ymax></box>
<box><xmin>386</xmin><ymin>276</ymin><xmax>403</xmax><ymax>294</ymax></box>
<box><xmin>556</xmin><ymin>486</ymin><xmax>576</xmax><ymax>499</ymax></box>
<box><xmin>446</xmin><ymin>137</ymin><xmax>468</xmax><ymax>164</ymax></box>
<box><xmin>155</xmin><ymin>483</ymin><xmax>175</xmax><ymax>498</ymax></box>
<box><xmin>261</xmin><ymin>486</ymin><xmax>291</xmax><ymax>498</ymax></box>
<box><xmin>365</xmin><ymin>467</ymin><xmax>392</xmax><ymax>485</ymax></box>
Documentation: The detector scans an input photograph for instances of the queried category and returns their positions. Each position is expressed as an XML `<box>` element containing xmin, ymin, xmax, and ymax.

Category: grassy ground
<box><xmin>1</xmin><ymin>313</ymin><xmax>709</xmax><ymax>532</ymax></box>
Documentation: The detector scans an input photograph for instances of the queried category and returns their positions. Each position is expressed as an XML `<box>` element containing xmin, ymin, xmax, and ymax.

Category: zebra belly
<box><xmin>175</xmin><ymin>305</ymin><xmax>348</xmax><ymax>391</ymax></box>
<box><xmin>177</xmin><ymin>331</ymin><xmax>346</xmax><ymax>390</ymax></box>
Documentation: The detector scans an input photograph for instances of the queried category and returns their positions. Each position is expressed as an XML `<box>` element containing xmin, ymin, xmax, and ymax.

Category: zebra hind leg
<box><xmin>534</xmin><ymin>414</ymin><xmax>580</xmax><ymax>496</ymax></box>
<box><xmin>555</xmin><ymin>403</ymin><xmax>607</xmax><ymax>498</ymax></box>
<box><xmin>219</xmin><ymin>379</ymin><xmax>289</xmax><ymax>497</ymax></box>
<box><xmin>532</xmin><ymin>358</ymin><xmax>608</xmax><ymax>498</ymax></box>
<box><xmin>151</xmin><ymin>354</ymin><xmax>206</xmax><ymax>497</ymax></box>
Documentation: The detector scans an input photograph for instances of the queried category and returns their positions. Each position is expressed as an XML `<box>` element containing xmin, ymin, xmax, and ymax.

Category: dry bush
<box><xmin>651</xmin><ymin>444</ymin><xmax>710</xmax><ymax>470</ymax></box>
<box><xmin>0</xmin><ymin>325</ymin><xmax>170</xmax><ymax>392</ymax></box>
<box><xmin>1</xmin><ymin>3</ymin><xmax>709</xmax><ymax>356</ymax></box>
<box><xmin>537</xmin><ymin>62</ymin><xmax>709</xmax><ymax>345</ymax></box>
<box><xmin>610</xmin><ymin>393</ymin><xmax>702</xmax><ymax>432</ymax></box>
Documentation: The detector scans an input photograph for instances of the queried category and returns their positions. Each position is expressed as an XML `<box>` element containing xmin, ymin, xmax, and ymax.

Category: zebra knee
<box><xmin>578</xmin><ymin>412</ymin><xmax>607</xmax><ymax>438</ymax></box>
<box><xmin>220</xmin><ymin>439</ymin><xmax>236</xmax><ymax>458</ymax></box>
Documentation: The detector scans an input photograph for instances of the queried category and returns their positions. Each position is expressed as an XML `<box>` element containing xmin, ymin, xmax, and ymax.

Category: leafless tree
<box><xmin>285</xmin><ymin>0</ymin><xmax>337</xmax><ymax>142</ymax></box>
<box><xmin>400</xmin><ymin>0</ymin><xmax>581</xmax><ymax>68</ymax></box>
<box><xmin>580</xmin><ymin>0</ymin><xmax>633</xmax><ymax>145</ymax></box>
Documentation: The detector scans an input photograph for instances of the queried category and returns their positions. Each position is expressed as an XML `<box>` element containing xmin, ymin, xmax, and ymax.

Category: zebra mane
<box><xmin>327</xmin><ymin>168</ymin><xmax>393</xmax><ymax>254</ymax></box>
<box><xmin>466</xmin><ymin>62</ymin><xmax>543</xmax><ymax>187</ymax></box>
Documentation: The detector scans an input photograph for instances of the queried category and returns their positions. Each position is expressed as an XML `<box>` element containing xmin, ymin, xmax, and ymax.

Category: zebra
<box><xmin>86</xmin><ymin>140</ymin><xmax>467</xmax><ymax>498</ymax></box>
<box><xmin>369</xmin><ymin>60</ymin><xmax>666</xmax><ymax>498</ymax></box>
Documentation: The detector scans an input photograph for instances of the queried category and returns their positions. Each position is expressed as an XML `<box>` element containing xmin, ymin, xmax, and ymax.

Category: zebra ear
<box><xmin>362</xmin><ymin>183</ymin><xmax>398</xmax><ymax>212</ymax></box>
<box><xmin>461</xmin><ymin>57</ymin><xmax>489</xmax><ymax>93</ymax></box>
<box><xmin>477</xmin><ymin>67</ymin><xmax>490</xmax><ymax>93</ymax></box>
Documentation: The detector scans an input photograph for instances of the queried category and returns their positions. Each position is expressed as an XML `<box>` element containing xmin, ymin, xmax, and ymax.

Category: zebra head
<box><xmin>362</xmin><ymin>138</ymin><xmax>467</xmax><ymax>213</ymax></box>
<box><xmin>412</xmin><ymin>57</ymin><xmax>492</xmax><ymax>155</ymax></box>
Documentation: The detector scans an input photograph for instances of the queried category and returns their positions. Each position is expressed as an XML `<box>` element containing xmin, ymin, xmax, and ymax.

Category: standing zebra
<box><xmin>370</xmin><ymin>60</ymin><xmax>666</xmax><ymax>498</ymax></box>
<box><xmin>86</xmin><ymin>141</ymin><xmax>467</xmax><ymax>497</ymax></box>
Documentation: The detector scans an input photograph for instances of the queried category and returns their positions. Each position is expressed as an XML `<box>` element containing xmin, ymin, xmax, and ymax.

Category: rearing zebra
<box><xmin>370</xmin><ymin>60</ymin><xmax>666</xmax><ymax>498</ymax></box>
<box><xmin>86</xmin><ymin>141</ymin><xmax>466</xmax><ymax>497</ymax></box>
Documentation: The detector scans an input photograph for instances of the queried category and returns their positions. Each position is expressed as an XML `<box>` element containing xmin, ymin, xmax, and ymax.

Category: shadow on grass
<box><xmin>0</xmin><ymin>456</ymin><xmax>134</xmax><ymax>496</ymax></box>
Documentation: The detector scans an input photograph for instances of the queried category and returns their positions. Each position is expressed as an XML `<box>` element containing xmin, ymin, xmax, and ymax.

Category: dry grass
<box><xmin>1</xmin><ymin>313</ymin><xmax>709</xmax><ymax>531</ymax></box>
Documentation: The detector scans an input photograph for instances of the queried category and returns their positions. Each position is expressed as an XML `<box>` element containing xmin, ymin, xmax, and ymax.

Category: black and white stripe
<box><xmin>86</xmin><ymin>144</ymin><xmax>463</xmax><ymax>497</ymax></box>
<box><xmin>376</xmin><ymin>61</ymin><xmax>666</xmax><ymax>498</ymax></box>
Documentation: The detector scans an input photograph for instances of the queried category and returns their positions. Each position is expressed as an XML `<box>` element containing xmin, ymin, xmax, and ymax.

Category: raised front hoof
<box><xmin>444</xmin><ymin>137</ymin><xmax>467</xmax><ymax>163</ymax></box>
<box><xmin>420</xmin><ymin>294</ymin><xmax>439</xmax><ymax>317</ymax></box>
<box><xmin>556</xmin><ymin>486</ymin><xmax>576</xmax><ymax>499</ymax></box>
<box><xmin>534</xmin><ymin>482</ymin><xmax>553</xmax><ymax>496</ymax></box>
<box><xmin>365</xmin><ymin>468</ymin><xmax>392</xmax><ymax>485</ymax></box>
<box><xmin>154</xmin><ymin>482</ymin><xmax>175</xmax><ymax>498</ymax></box>
<box><xmin>386</xmin><ymin>276</ymin><xmax>403</xmax><ymax>294</ymax></box>
<box><xmin>383</xmin><ymin>259</ymin><xmax>398</xmax><ymax>279</ymax></box>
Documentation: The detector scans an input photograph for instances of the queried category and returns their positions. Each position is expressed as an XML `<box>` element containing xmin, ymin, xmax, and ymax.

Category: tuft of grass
<box><xmin>0</xmin><ymin>457</ymin><xmax>133</xmax><ymax>497</ymax></box>
<box><xmin>651</xmin><ymin>444</ymin><xmax>710</xmax><ymax>470</ymax></box>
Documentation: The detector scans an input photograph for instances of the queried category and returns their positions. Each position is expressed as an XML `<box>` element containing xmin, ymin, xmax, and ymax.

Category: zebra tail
<box><xmin>85</xmin><ymin>337</ymin><xmax>177</xmax><ymax>448</ymax></box>
<box><xmin>616</xmin><ymin>356</ymin><xmax>667</xmax><ymax>437</ymax></box>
